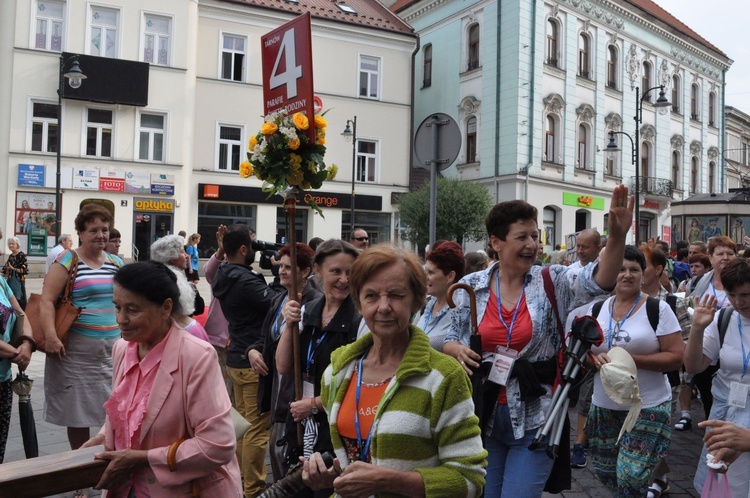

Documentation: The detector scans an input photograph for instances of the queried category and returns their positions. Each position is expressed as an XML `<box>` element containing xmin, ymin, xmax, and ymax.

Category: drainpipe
<box><xmin>526</xmin><ymin>0</ymin><xmax>538</xmax><ymax>198</ymax></box>
<box><xmin>493</xmin><ymin>0</ymin><xmax>503</xmax><ymax>202</ymax></box>
<box><xmin>721</xmin><ymin>67</ymin><xmax>727</xmax><ymax>191</ymax></box>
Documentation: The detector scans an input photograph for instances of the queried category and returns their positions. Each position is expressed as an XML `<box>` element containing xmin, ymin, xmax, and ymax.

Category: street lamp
<box><xmin>609</xmin><ymin>85</ymin><xmax>670</xmax><ymax>244</ymax></box>
<box><xmin>341</xmin><ymin>116</ymin><xmax>357</xmax><ymax>233</ymax></box>
<box><xmin>55</xmin><ymin>55</ymin><xmax>87</xmax><ymax>237</ymax></box>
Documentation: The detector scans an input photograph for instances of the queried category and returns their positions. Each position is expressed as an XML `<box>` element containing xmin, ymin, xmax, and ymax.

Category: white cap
<box><xmin>599</xmin><ymin>347</ymin><xmax>642</xmax><ymax>441</ymax></box>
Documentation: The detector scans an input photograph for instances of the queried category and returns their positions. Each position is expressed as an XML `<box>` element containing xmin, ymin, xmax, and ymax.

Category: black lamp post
<box><xmin>607</xmin><ymin>85</ymin><xmax>670</xmax><ymax>245</ymax></box>
<box><xmin>341</xmin><ymin>116</ymin><xmax>357</xmax><ymax>233</ymax></box>
<box><xmin>55</xmin><ymin>55</ymin><xmax>86</xmax><ymax>237</ymax></box>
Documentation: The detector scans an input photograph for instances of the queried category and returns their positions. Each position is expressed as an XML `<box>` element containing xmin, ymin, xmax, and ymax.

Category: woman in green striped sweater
<box><xmin>298</xmin><ymin>244</ymin><xmax>487</xmax><ymax>497</ymax></box>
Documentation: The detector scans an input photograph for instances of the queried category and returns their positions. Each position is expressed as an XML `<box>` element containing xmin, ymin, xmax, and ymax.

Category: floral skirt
<box><xmin>586</xmin><ymin>400</ymin><xmax>671</xmax><ymax>497</ymax></box>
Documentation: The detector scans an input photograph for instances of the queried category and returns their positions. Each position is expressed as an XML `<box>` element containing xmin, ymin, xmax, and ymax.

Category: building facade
<box><xmin>392</xmin><ymin>0</ymin><xmax>731</xmax><ymax>250</ymax></box>
<box><xmin>724</xmin><ymin>106</ymin><xmax>750</xmax><ymax>191</ymax></box>
<box><xmin>1</xmin><ymin>0</ymin><xmax>415</xmax><ymax>262</ymax></box>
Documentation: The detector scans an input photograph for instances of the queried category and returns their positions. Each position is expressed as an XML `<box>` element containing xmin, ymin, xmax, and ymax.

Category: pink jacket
<box><xmin>203</xmin><ymin>253</ymin><xmax>230</xmax><ymax>348</ymax></box>
<box><xmin>101</xmin><ymin>326</ymin><xmax>241</xmax><ymax>497</ymax></box>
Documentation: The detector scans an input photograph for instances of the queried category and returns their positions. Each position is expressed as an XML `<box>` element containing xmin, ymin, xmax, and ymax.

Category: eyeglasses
<box><xmin>354</xmin><ymin>237</ymin><xmax>369</xmax><ymax>242</ymax></box>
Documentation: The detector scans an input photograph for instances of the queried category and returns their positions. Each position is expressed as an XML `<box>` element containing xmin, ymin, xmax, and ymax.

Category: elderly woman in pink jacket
<box><xmin>82</xmin><ymin>261</ymin><xmax>241</xmax><ymax>497</ymax></box>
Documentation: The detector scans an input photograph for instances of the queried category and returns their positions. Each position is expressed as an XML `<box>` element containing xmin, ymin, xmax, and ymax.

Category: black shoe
<box><xmin>571</xmin><ymin>443</ymin><xmax>587</xmax><ymax>468</ymax></box>
<box><xmin>674</xmin><ymin>416</ymin><xmax>692</xmax><ymax>431</ymax></box>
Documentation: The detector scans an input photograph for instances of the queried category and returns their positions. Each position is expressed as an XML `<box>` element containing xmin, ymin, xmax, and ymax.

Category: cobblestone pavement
<box><xmin>5</xmin><ymin>278</ymin><xmax>707</xmax><ymax>497</ymax></box>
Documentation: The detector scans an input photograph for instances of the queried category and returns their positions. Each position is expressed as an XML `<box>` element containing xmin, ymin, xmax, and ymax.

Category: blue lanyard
<box><xmin>495</xmin><ymin>271</ymin><xmax>527</xmax><ymax>348</ymax></box>
<box><xmin>711</xmin><ymin>280</ymin><xmax>727</xmax><ymax>309</ymax></box>
<box><xmin>306</xmin><ymin>328</ymin><xmax>328</xmax><ymax>372</ymax></box>
<box><xmin>738</xmin><ymin>317</ymin><xmax>750</xmax><ymax>377</ymax></box>
<box><xmin>272</xmin><ymin>296</ymin><xmax>287</xmax><ymax>342</ymax></box>
<box><xmin>354</xmin><ymin>348</ymin><xmax>374</xmax><ymax>461</ymax></box>
<box><xmin>422</xmin><ymin>301</ymin><xmax>448</xmax><ymax>336</ymax></box>
<box><xmin>607</xmin><ymin>294</ymin><xmax>642</xmax><ymax>348</ymax></box>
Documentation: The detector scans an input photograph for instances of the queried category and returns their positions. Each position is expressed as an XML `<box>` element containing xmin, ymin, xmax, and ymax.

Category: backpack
<box><xmin>717</xmin><ymin>306</ymin><xmax>734</xmax><ymax>348</ymax></box>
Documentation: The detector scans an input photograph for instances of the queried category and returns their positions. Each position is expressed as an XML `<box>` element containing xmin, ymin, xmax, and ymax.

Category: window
<box><xmin>545</xmin><ymin>115</ymin><xmax>556</xmax><ymax>163</ymax></box>
<box><xmin>466</xmin><ymin>117</ymin><xmax>477</xmax><ymax>163</ymax></box>
<box><xmin>607</xmin><ymin>45</ymin><xmax>617</xmax><ymax>89</ymax></box>
<box><xmin>89</xmin><ymin>6</ymin><xmax>119</xmax><ymax>58</ymax></box>
<box><xmin>216</xmin><ymin>125</ymin><xmax>242</xmax><ymax>171</ymax></box>
<box><xmin>709</xmin><ymin>92</ymin><xmax>716</xmax><ymax>126</ymax></box>
<box><xmin>709</xmin><ymin>161</ymin><xmax>716</xmax><ymax>193</ymax></box>
<box><xmin>359</xmin><ymin>55</ymin><xmax>381</xmax><ymax>99</ymax></box>
<box><xmin>468</xmin><ymin>24</ymin><xmax>480</xmax><ymax>70</ymax></box>
<box><xmin>578</xmin><ymin>34</ymin><xmax>590</xmax><ymax>78</ymax></box>
<box><xmin>138</xmin><ymin>113</ymin><xmax>165</xmax><ymax>162</ymax></box>
<box><xmin>30</xmin><ymin>102</ymin><xmax>58</xmax><ymax>153</ymax></box>
<box><xmin>690</xmin><ymin>157</ymin><xmax>698</xmax><ymax>193</ymax></box>
<box><xmin>546</xmin><ymin>19</ymin><xmax>558</xmax><ymax>67</ymax></box>
<box><xmin>642</xmin><ymin>62</ymin><xmax>652</xmax><ymax>103</ymax></box>
<box><xmin>672</xmin><ymin>75</ymin><xmax>681</xmax><ymax>113</ymax></box>
<box><xmin>422</xmin><ymin>44</ymin><xmax>432</xmax><ymax>87</ymax></box>
<box><xmin>221</xmin><ymin>35</ymin><xmax>246</xmax><ymax>81</ymax></box>
<box><xmin>577</xmin><ymin>124</ymin><xmax>590</xmax><ymax>170</ymax></box>
<box><xmin>543</xmin><ymin>207</ymin><xmax>557</xmax><ymax>248</ymax></box>
<box><xmin>198</xmin><ymin>203</ymin><xmax>256</xmax><ymax>258</ymax></box>
<box><xmin>641</xmin><ymin>142</ymin><xmax>651</xmax><ymax>180</ymax></box>
<box><xmin>34</xmin><ymin>1</ymin><xmax>64</xmax><ymax>51</ymax></box>
<box><xmin>356</xmin><ymin>140</ymin><xmax>378</xmax><ymax>182</ymax></box>
<box><xmin>671</xmin><ymin>150</ymin><xmax>680</xmax><ymax>188</ymax></box>
<box><xmin>142</xmin><ymin>14</ymin><xmax>171</xmax><ymax>66</ymax></box>
<box><xmin>85</xmin><ymin>108</ymin><xmax>112</xmax><ymax>158</ymax></box>
<box><xmin>691</xmin><ymin>83</ymin><xmax>700</xmax><ymax>120</ymax></box>
<box><xmin>744</xmin><ymin>141</ymin><xmax>748</xmax><ymax>166</ymax></box>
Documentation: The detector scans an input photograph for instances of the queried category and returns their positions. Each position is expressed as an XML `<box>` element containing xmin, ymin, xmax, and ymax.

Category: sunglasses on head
<box><xmin>354</xmin><ymin>237</ymin><xmax>369</xmax><ymax>241</ymax></box>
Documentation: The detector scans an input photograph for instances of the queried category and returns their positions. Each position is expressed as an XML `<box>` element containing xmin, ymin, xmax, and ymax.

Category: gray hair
<box><xmin>150</xmin><ymin>235</ymin><xmax>184</xmax><ymax>265</ymax></box>
<box><xmin>58</xmin><ymin>233</ymin><xmax>71</xmax><ymax>244</ymax></box>
<box><xmin>7</xmin><ymin>237</ymin><xmax>20</xmax><ymax>246</ymax></box>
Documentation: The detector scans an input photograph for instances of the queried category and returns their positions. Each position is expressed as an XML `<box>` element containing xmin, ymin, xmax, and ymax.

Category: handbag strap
<box><xmin>61</xmin><ymin>251</ymin><xmax>79</xmax><ymax>302</ymax></box>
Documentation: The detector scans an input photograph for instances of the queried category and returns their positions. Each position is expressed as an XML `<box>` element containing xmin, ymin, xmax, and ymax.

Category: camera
<box><xmin>253</xmin><ymin>239</ymin><xmax>283</xmax><ymax>271</ymax></box>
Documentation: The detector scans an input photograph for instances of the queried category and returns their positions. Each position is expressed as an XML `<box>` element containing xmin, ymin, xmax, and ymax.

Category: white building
<box><xmin>1</xmin><ymin>0</ymin><xmax>415</xmax><ymax>263</ymax></box>
<box><xmin>392</xmin><ymin>0</ymin><xmax>731</xmax><ymax>248</ymax></box>
<box><xmin>724</xmin><ymin>106</ymin><xmax>750</xmax><ymax>190</ymax></box>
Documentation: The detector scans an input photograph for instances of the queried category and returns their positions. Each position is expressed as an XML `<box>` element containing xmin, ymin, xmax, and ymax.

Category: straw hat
<box><xmin>599</xmin><ymin>347</ymin><xmax>642</xmax><ymax>441</ymax></box>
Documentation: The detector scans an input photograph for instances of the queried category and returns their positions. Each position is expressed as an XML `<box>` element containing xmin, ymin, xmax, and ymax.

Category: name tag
<box><xmin>729</xmin><ymin>381</ymin><xmax>748</xmax><ymax>409</ymax></box>
<box><xmin>303</xmin><ymin>374</ymin><xmax>315</xmax><ymax>399</ymax></box>
<box><xmin>487</xmin><ymin>347</ymin><xmax>519</xmax><ymax>386</ymax></box>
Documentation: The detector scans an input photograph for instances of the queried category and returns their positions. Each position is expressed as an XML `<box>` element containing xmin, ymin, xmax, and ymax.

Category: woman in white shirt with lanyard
<box><xmin>587</xmin><ymin>245</ymin><xmax>683</xmax><ymax>497</ymax></box>
<box><xmin>686</xmin><ymin>257</ymin><xmax>750</xmax><ymax>498</ymax></box>
<box><xmin>414</xmin><ymin>241</ymin><xmax>464</xmax><ymax>352</ymax></box>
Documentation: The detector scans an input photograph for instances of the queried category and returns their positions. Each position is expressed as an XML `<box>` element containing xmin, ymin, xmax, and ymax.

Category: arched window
<box><xmin>641</xmin><ymin>142</ymin><xmax>651</xmax><ymax>181</ymax></box>
<box><xmin>578</xmin><ymin>33</ymin><xmax>590</xmax><ymax>78</ymax></box>
<box><xmin>466</xmin><ymin>116</ymin><xmax>477</xmax><ymax>163</ymax></box>
<box><xmin>691</xmin><ymin>157</ymin><xmax>698</xmax><ymax>193</ymax></box>
<box><xmin>709</xmin><ymin>161</ymin><xmax>716</xmax><ymax>193</ymax></box>
<box><xmin>709</xmin><ymin>92</ymin><xmax>716</xmax><ymax>126</ymax></box>
<box><xmin>543</xmin><ymin>207</ymin><xmax>557</xmax><ymax>249</ymax></box>
<box><xmin>642</xmin><ymin>62</ymin><xmax>652</xmax><ymax>103</ymax></box>
<box><xmin>545</xmin><ymin>115</ymin><xmax>556</xmax><ymax>162</ymax></box>
<box><xmin>468</xmin><ymin>24</ymin><xmax>480</xmax><ymax>70</ymax></box>
<box><xmin>672</xmin><ymin>75</ymin><xmax>681</xmax><ymax>113</ymax></box>
<box><xmin>691</xmin><ymin>83</ymin><xmax>700</xmax><ymax>120</ymax></box>
<box><xmin>422</xmin><ymin>44</ymin><xmax>432</xmax><ymax>87</ymax></box>
<box><xmin>546</xmin><ymin>19</ymin><xmax>558</xmax><ymax>67</ymax></box>
<box><xmin>577</xmin><ymin>124</ymin><xmax>589</xmax><ymax>169</ymax></box>
<box><xmin>607</xmin><ymin>45</ymin><xmax>618</xmax><ymax>89</ymax></box>
<box><xmin>671</xmin><ymin>150</ymin><xmax>680</xmax><ymax>188</ymax></box>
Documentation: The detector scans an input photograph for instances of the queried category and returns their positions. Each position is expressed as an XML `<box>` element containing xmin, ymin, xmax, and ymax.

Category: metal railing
<box><xmin>630</xmin><ymin>176</ymin><xmax>674</xmax><ymax>197</ymax></box>
<box><xmin>132</xmin><ymin>243</ymin><xmax>139</xmax><ymax>262</ymax></box>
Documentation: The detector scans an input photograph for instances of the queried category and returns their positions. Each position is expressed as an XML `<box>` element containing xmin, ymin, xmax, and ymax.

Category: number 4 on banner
<box><xmin>269</xmin><ymin>29</ymin><xmax>303</xmax><ymax>99</ymax></box>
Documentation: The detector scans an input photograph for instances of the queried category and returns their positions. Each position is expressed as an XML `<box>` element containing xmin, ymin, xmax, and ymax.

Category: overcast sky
<box><xmin>654</xmin><ymin>0</ymin><xmax>750</xmax><ymax>112</ymax></box>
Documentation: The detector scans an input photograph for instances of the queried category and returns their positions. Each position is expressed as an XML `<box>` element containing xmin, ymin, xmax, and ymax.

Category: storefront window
<box><xmin>275</xmin><ymin>208</ymin><xmax>308</xmax><ymax>245</ymax></box>
<box><xmin>341</xmin><ymin>212</ymin><xmax>391</xmax><ymax>244</ymax></box>
<box><xmin>197</xmin><ymin>202</ymin><xmax>256</xmax><ymax>257</ymax></box>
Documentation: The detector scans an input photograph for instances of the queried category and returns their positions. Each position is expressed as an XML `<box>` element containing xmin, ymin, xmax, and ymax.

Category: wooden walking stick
<box><xmin>284</xmin><ymin>189</ymin><xmax>304</xmax><ymax>446</ymax></box>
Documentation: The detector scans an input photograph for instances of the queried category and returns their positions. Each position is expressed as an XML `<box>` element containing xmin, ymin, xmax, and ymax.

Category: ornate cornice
<box><xmin>459</xmin><ymin>96</ymin><xmax>481</xmax><ymax>114</ymax></box>
<box><xmin>605</xmin><ymin>112</ymin><xmax>623</xmax><ymax>131</ymax></box>
<box><xmin>707</xmin><ymin>146</ymin><xmax>719</xmax><ymax>160</ymax></box>
<box><xmin>640</xmin><ymin>124</ymin><xmax>656</xmax><ymax>142</ymax></box>
<box><xmin>576</xmin><ymin>103</ymin><xmax>596</xmax><ymax>124</ymax></box>
<box><xmin>670</xmin><ymin>134</ymin><xmax>684</xmax><ymax>150</ymax></box>
<box><xmin>690</xmin><ymin>140</ymin><xmax>702</xmax><ymax>156</ymax></box>
<box><xmin>543</xmin><ymin>93</ymin><xmax>565</xmax><ymax>115</ymax></box>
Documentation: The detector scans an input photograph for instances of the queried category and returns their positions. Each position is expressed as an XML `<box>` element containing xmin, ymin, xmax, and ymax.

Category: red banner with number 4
<box><xmin>261</xmin><ymin>12</ymin><xmax>316</xmax><ymax>143</ymax></box>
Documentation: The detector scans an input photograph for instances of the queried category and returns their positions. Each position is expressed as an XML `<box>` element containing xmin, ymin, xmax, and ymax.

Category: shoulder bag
<box><xmin>26</xmin><ymin>250</ymin><xmax>83</xmax><ymax>352</ymax></box>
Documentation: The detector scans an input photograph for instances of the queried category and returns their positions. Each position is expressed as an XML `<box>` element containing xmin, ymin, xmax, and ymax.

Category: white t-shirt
<box><xmin>699</xmin><ymin>281</ymin><xmax>729</xmax><ymax>310</ymax></box>
<box><xmin>703</xmin><ymin>311</ymin><xmax>750</xmax><ymax>386</ymax></box>
<box><xmin>45</xmin><ymin>244</ymin><xmax>65</xmax><ymax>272</ymax></box>
<box><xmin>589</xmin><ymin>297</ymin><xmax>681</xmax><ymax>409</ymax></box>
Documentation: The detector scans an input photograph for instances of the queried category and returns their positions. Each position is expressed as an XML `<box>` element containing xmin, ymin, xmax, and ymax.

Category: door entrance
<box><xmin>133</xmin><ymin>212</ymin><xmax>173</xmax><ymax>261</ymax></box>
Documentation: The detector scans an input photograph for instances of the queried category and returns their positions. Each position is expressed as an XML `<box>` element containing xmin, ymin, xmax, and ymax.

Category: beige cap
<box><xmin>599</xmin><ymin>347</ymin><xmax>642</xmax><ymax>441</ymax></box>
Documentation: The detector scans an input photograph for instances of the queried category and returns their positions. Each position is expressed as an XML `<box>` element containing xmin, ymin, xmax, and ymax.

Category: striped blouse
<box><xmin>56</xmin><ymin>250</ymin><xmax>124</xmax><ymax>339</ymax></box>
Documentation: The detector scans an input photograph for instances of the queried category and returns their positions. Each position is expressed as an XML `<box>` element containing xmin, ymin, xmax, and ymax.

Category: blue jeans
<box><xmin>484</xmin><ymin>404</ymin><xmax>554</xmax><ymax>498</ymax></box>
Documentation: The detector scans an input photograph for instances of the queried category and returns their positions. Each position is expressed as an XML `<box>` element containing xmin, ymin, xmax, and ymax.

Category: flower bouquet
<box><xmin>241</xmin><ymin>109</ymin><xmax>337</xmax><ymax>215</ymax></box>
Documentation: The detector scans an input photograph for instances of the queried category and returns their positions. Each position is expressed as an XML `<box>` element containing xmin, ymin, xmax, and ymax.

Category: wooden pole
<box><xmin>285</xmin><ymin>189</ymin><xmax>304</xmax><ymax>446</ymax></box>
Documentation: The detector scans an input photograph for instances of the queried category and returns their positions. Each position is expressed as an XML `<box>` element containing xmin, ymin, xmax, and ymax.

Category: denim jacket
<box><xmin>445</xmin><ymin>262</ymin><xmax>609</xmax><ymax>439</ymax></box>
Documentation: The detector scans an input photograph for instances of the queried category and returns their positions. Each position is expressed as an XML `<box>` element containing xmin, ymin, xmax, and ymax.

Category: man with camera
<box><xmin>212</xmin><ymin>224</ymin><xmax>277</xmax><ymax>497</ymax></box>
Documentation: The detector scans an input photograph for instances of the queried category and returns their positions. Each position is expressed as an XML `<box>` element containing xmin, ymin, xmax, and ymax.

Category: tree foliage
<box><xmin>398</xmin><ymin>177</ymin><xmax>493</xmax><ymax>249</ymax></box>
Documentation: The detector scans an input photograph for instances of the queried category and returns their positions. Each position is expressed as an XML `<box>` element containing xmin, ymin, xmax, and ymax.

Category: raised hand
<box><xmin>692</xmin><ymin>294</ymin><xmax>717</xmax><ymax>330</ymax></box>
<box><xmin>605</xmin><ymin>185</ymin><xmax>634</xmax><ymax>240</ymax></box>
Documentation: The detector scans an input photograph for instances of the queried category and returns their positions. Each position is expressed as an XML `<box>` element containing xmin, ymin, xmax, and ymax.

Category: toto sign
<box><xmin>261</xmin><ymin>12</ymin><xmax>315</xmax><ymax>142</ymax></box>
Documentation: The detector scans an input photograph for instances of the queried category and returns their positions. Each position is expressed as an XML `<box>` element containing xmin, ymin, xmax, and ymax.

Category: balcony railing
<box><xmin>631</xmin><ymin>176</ymin><xmax>674</xmax><ymax>197</ymax></box>
<box><xmin>546</xmin><ymin>57</ymin><xmax>558</xmax><ymax>67</ymax></box>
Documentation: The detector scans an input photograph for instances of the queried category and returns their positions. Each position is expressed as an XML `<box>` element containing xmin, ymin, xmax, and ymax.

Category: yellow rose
<box><xmin>317</xmin><ymin>137</ymin><xmax>326</xmax><ymax>145</ymax></box>
<box><xmin>327</xmin><ymin>164</ymin><xmax>338</xmax><ymax>180</ymax></box>
<box><xmin>239</xmin><ymin>161</ymin><xmax>253</xmax><ymax>178</ymax></box>
<box><xmin>248</xmin><ymin>136</ymin><xmax>258</xmax><ymax>150</ymax></box>
<box><xmin>289</xmin><ymin>153</ymin><xmax>302</xmax><ymax>169</ymax></box>
<box><xmin>292</xmin><ymin>113</ymin><xmax>309</xmax><ymax>131</ymax></box>
<box><xmin>261</xmin><ymin>122</ymin><xmax>278</xmax><ymax>135</ymax></box>
<box><xmin>314</xmin><ymin>115</ymin><xmax>327</xmax><ymax>129</ymax></box>
<box><xmin>288</xmin><ymin>138</ymin><xmax>301</xmax><ymax>150</ymax></box>
<box><xmin>286</xmin><ymin>169</ymin><xmax>304</xmax><ymax>186</ymax></box>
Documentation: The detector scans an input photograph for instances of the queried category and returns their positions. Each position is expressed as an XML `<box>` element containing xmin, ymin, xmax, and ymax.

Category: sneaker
<box><xmin>571</xmin><ymin>443</ymin><xmax>587</xmax><ymax>468</ymax></box>
<box><xmin>674</xmin><ymin>416</ymin><xmax>692</xmax><ymax>431</ymax></box>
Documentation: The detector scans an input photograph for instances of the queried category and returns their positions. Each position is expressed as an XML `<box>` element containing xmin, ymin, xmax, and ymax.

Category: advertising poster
<box><xmin>72</xmin><ymin>168</ymin><xmax>99</xmax><ymax>190</ymax></box>
<box><xmin>125</xmin><ymin>171</ymin><xmax>151</xmax><ymax>194</ymax></box>
<box><xmin>686</xmin><ymin>215</ymin><xmax>727</xmax><ymax>244</ymax></box>
<box><xmin>729</xmin><ymin>216</ymin><xmax>750</xmax><ymax>248</ymax></box>
<box><xmin>14</xmin><ymin>192</ymin><xmax>57</xmax><ymax>253</ymax></box>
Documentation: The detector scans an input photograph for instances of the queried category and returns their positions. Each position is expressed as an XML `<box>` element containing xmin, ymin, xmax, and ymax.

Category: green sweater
<box><xmin>321</xmin><ymin>326</ymin><xmax>487</xmax><ymax>498</ymax></box>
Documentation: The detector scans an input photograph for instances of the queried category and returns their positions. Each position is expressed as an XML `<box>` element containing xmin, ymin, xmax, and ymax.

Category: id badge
<box><xmin>728</xmin><ymin>381</ymin><xmax>749</xmax><ymax>408</ymax></box>
<box><xmin>487</xmin><ymin>347</ymin><xmax>519</xmax><ymax>386</ymax></box>
<box><xmin>303</xmin><ymin>374</ymin><xmax>315</xmax><ymax>399</ymax></box>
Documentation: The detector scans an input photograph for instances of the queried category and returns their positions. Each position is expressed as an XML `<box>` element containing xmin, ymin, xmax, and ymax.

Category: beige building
<box><xmin>1</xmin><ymin>0</ymin><xmax>415</xmax><ymax>262</ymax></box>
